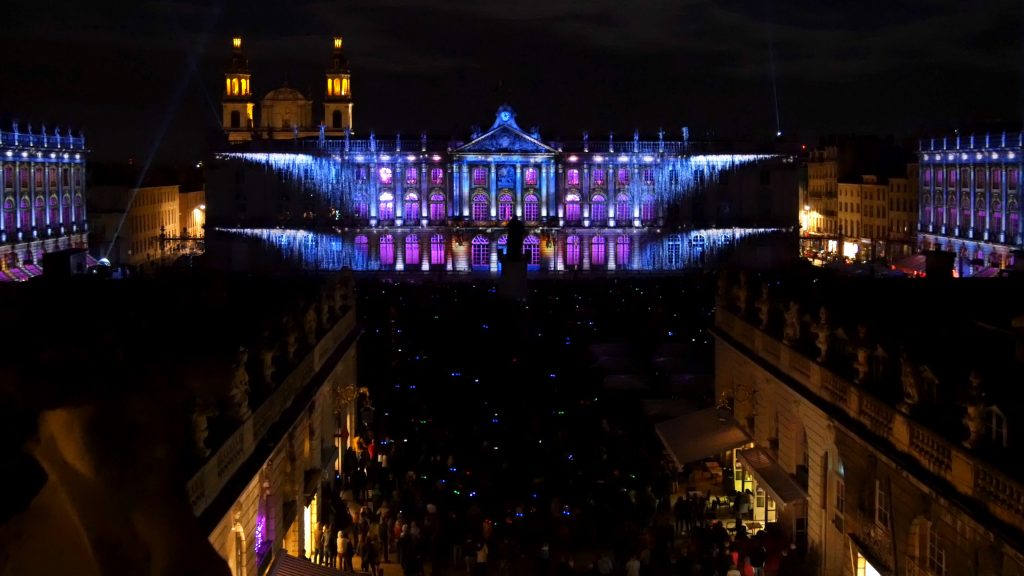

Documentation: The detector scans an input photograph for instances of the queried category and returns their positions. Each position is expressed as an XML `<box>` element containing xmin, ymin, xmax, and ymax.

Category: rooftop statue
<box><xmin>227</xmin><ymin>346</ymin><xmax>252</xmax><ymax>422</ymax></box>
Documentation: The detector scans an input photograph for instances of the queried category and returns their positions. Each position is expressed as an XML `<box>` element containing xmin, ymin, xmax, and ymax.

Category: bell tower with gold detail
<box><xmin>223</xmin><ymin>36</ymin><xmax>254</xmax><ymax>142</ymax></box>
<box><xmin>324</xmin><ymin>36</ymin><xmax>353</xmax><ymax>134</ymax></box>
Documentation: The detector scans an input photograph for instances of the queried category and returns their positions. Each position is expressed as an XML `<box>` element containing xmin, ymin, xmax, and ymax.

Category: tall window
<box><xmin>34</xmin><ymin>196</ymin><xmax>44</xmax><ymax>228</ymax></box>
<box><xmin>378</xmin><ymin>192</ymin><xmax>394</xmax><ymax>221</ymax></box>
<box><xmin>524</xmin><ymin>235</ymin><xmax>540</xmax><ymax>265</ymax></box>
<box><xmin>835</xmin><ymin>477</ymin><xmax>846</xmax><ymax>533</ymax></box>
<box><xmin>616</xmin><ymin>236</ymin><xmax>630</xmax><ymax>268</ymax></box>
<box><xmin>874</xmin><ymin>479</ymin><xmax>890</xmax><ymax>529</ymax></box>
<box><xmin>48</xmin><ymin>195</ymin><xmax>58</xmax><ymax>227</ymax></box>
<box><xmin>665</xmin><ymin>236</ymin><xmax>681</xmax><ymax>268</ymax></box>
<box><xmin>961</xmin><ymin>169</ymin><xmax>970</xmax><ymax>189</ymax></box>
<box><xmin>380</xmin><ymin>234</ymin><xmax>394</xmax><ymax>266</ymax></box>
<box><xmin>354</xmin><ymin>194</ymin><xmax>369</xmax><ymax>219</ymax></box>
<box><xmin>20</xmin><ymin>167</ymin><xmax>29</xmax><ymax>190</ymax></box>
<box><xmin>642</xmin><ymin>168</ymin><xmax>654</xmax><ymax>185</ymax></box>
<box><xmin>992</xmin><ymin>199</ymin><xmax>1003</xmax><ymax>236</ymax></box>
<box><xmin>472</xmin><ymin>167</ymin><xmax>488</xmax><ymax>186</ymax></box>
<box><xmin>975</xmin><ymin>197</ymin><xmax>987</xmax><ymax>231</ymax></box>
<box><xmin>976</xmin><ymin>168</ymin><xmax>986</xmax><ymax>190</ymax></box>
<box><xmin>565</xmin><ymin>193</ymin><xmax>581</xmax><ymax>223</ymax></box>
<box><xmin>429</xmin><ymin>193</ymin><xmax>446</xmax><ymax>222</ymax></box>
<box><xmin>430</xmin><ymin>234</ymin><xmax>445</xmax><ymax>265</ymax></box>
<box><xmin>405</xmin><ymin>167</ymin><xmax>418</xmax><ymax>185</ymax></box>
<box><xmin>990</xmin><ymin>408</ymin><xmax>1007</xmax><ymax>447</ymax></box>
<box><xmin>524</xmin><ymin>194</ymin><xmax>539</xmax><ymax>221</ymax></box>
<box><xmin>404</xmin><ymin>192</ymin><xmax>419</xmax><ymax>223</ymax></box>
<box><xmin>934</xmin><ymin>195</ymin><xmax>944</xmax><ymax>227</ymax></box>
<box><xmin>405</xmin><ymin>234</ymin><xmax>419</xmax><ymax>265</ymax></box>
<box><xmin>946</xmin><ymin>169</ymin><xmax>956</xmax><ymax>189</ymax></box>
<box><xmin>617</xmin><ymin>168</ymin><xmax>629</xmax><ymax>186</ymax></box>
<box><xmin>471</xmin><ymin>234</ymin><xmax>489</xmax><ymax>267</ymax></box>
<box><xmin>3</xmin><ymin>198</ymin><xmax>14</xmax><ymax>231</ymax></box>
<box><xmin>616</xmin><ymin>194</ymin><xmax>630</xmax><ymax>223</ymax></box>
<box><xmin>1009</xmin><ymin>168</ymin><xmax>1018</xmax><ymax>191</ymax></box>
<box><xmin>430</xmin><ymin>168</ymin><xmax>444</xmax><ymax>185</ymax></box>
<box><xmin>591</xmin><ymin>194</ymin><xmax>606</xmax><ymax>223</ymax></box>
<box><xmin>936</xmin><ymin>170</ymin><xmax>943</xmax><ymax>187</ymax></box>
<box><xmin>354</xmin><ymin>235</ymin><xmax>368</xmax><ymax>267</ymax></box>
<box><xmin>591</xmin><ymin>236</ymin><xmax>606</xmax><ymax>266</ymax></box>
<box><xmin>592</xmin><ymin>168</ymin><xmax>605</xmax><ymax>187</ymax></box>
<box><xmin>472</xmin><ymin>193</ymin><xmax>489</xmax><ymax>221</ymax></box>
<box><xmin>565</xmin><ymin>235</ymin><xmax>580</xmax><ymax>267</ymax></box>
<box><xmin>498</xmin><ymin>193</ymin><xmax>513</xmax><ymax>221</ymax></box>
<box><xmin>961</xmin><ymin>196</ymin><xmax>971</xmax><ymax>229</ymax></box>
<box><xmin>379</xmin><ymin>167</ymin><xmax>393</xmax><ymax>185</ymax></box>
<box><xmin>922</xmin><ymin>194</ymin><xmax>932</xmax><ymax>226</ymax></box>
<box><xmin>566</xmin><ymin>169</ymin><xmax>580</xmax><ymax>187</ymax></box>
<box><xmin>641</xmin><ymin>194</ymin><xmax>656</xmax><ymax>223</ymax></box>
<box><xmin>946</xmin><ymin>195</ymin><xmax>956</xmax><ymax>228</ymax></box>
<box><xmin>991</xmin><ymin>168</ymin><xmax>1001</xmax><ymax>191</ymax></box>
<box><xmin>1008</xmin><ymin>198</ymin><xmax>1020</xmax><ymax>239</ymax></box>
<box><xmin>356</xmin><ymin>166</ymin><xmax>368</xmax><ymax>182</ymax></box>
<box><xmin>35</xmin><ymin>168</ymin><xmax>43</xmax><ymax>188</ymax></box>
<box><xmin>525</xmin><ymin>168</ymin><xmax>538</xmax><ymax>186</ymax></box>
<box><xmin>927</xmin><ymin>528</ymin><xmax>946</xmax><ymax>576</ymax></box>
<box><xmin>4</xmin><ymin>165</ymin><xmax>13</xmax><ymax>188</ymax></box>
<box><xmin>923</xmin><ymin>168</ymin><xmax>931</xmax><ymax>186</ymax></box>
<box><xmin>74</xmin><ymin>194</ymin><xmax>82</xmax><ymax>222</ymax></box>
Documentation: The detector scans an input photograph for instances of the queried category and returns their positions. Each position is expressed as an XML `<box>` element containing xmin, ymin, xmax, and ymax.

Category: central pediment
<box><xmin>455</xmin><ymin>125</ymin><xmax>557</xmax><ymax>154</ymax></box>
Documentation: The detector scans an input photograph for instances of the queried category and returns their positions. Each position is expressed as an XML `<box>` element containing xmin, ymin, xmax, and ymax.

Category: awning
<box><xmin>269</xmin><ymin>553</ymin><xmax>344</xmax><ymax>576</ymax></box>
<box><xmin>655</xmin><ymin>406</ymin><xmax>751</xmax><ymax>469</ymax></box>
<box><xmin>736</xmin><ymin>446</ymin><xmax>807</xmax><ymax>506</ymax></box>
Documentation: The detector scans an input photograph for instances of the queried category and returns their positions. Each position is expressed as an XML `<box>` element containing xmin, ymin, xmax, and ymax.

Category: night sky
<box><xmin>1</xmin><ymin>0</ymin><xmax>1020</xmax><ymax>164</ymax></box>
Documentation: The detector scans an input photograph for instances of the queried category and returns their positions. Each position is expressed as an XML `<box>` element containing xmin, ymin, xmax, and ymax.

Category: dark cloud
<box><xmin>0</xmin><ymin>0</ymin><xmax>1019</xmax><ymax>163</ymax></box>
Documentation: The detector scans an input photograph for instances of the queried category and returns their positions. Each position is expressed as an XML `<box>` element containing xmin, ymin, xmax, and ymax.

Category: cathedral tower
<box><xmin>323</xmin><ymin>36</ymin><xmax>353</xmax><ymax>133</ymax></box>
<box><xmin>222</xmin><ymin>36</ymin><xmax>253</xmax><ymax>142</ymax></box>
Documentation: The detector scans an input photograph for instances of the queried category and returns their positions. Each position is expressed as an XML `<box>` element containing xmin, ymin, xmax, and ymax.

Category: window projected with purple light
<box><xmin>74</xmin><ymin>194</ymin><xmax>82</xmax><ymax>222</ymax></box>
<box><xmin>616</xmin><ymin>235</ymin><xmax>630</xmax><ymax>268</ymax></box>
<box><xmin>379</xmin><ymin>167</ymin><xmax>393</xmax><ymax>185</ymax></box>
<box><xmin>471</xmin><ymin>235</ymin><xmax>489</xmax><ymax>267</ymax></box>
<box><xmin>946</xmin><ymin>196</ymin><xmax>956</xmax><ymax>227</ymax></box>
<box><xmin>380</xmin><ymin>235</ymin><xmax>394</xmax><ymax>266</ymax></box>
<box><xmin>34</xmin><ymin>196</ymin><xmax>44</xmax><ymax>229</ymax></box>
<box><xmin>430</xmin><ymin>168</ymin><xmax>444</xmax><ymax>185</ymax></box>
<box><xmin>378</xmin><ymin>192</ymin><xmax>394</xmax><ymax>221</ymax></box>
<box><xmin>62</xmin><ymin>195</ymin><xmax>71</xmax><ymax>225</ymax></box>
<box><xmin>48</xmin><ymin>196</ymin><xmax>57</xmax><ymax>226</ymax></box>
<box><xmin>20</xmin><ymin>197</ymin><xmax>30</xmax><ymax>231</ymax></box>
<box><xmin>643</xmin><ymin>168</ymin><xmax>654</xmax><ymax>186</ymax></box>
<box><xmin>430</xmin><ymin>193</ymin><xmax>446</xmax><ymax>222</ymax></box>
<box><xmin>405</xmin><ymin>167</ymin><xmax>417</xmax><ymax>185</ymax></box>
<box><xmin>525</xmin><ymin>168</ymin><xmax>538</xmax><ymax>186</ymax></box>
<box><xmin>565</xmin><ymin>235</ymin><xmax>580</xmax><ymax>267</ymax></box>
<box><xmin>992</xmin><ymin>200</ymin><xmax>1002</xmax><ymax>235</ymax></box>
<box><xmin>472</xmin><ymin>167</ymin><xmax>488</xmax><ymax>186</ymax></box>
<box><xmin>354</xmin><ymin>195</ymin><xmax>369</xmax><ymax>219</ymax></box>
<box><xmin>617</xmin><ymin>168</ymin><xmax>629</xmax><ymax>186</ymax></box>
<box><xmin>472</xmin><ymin>194</ymin><xmax>489</xmax><ymax>221</ymax></box>
<box><xmin>498</xmin><ymin>234</ymin><xmax>508</xmax><ymax>257</ymax></box>
<box><xmin>591</xmin><ymin>236</ymin><xmax>606</xmax><ymax>266</ymax></box>
<box><xmin>355</xmin><ymin>235</ymin><xmax>368</xmax><ymax>267</ymax></box>
<box><xmin>976</xmin><ymin>169</ymin><xmax>986</xmax><ymax>190</ymax></box>
<box><xmin>975</xmin><ymin>197</ymin><xmax>986</xmax><ymax>229</ymax></box>
<box><xmin>922</xmin><ymin>195</ymin><xmax>932</xmax><ymax>226</ymax></box>
<box><xmin>591</xmin><ymin>195</ymin><xmax>606</xmax><ymax>223</ymax></box>
<box><xmin>1008</xmin><ymin>198</ymin><xmax>1020</xmax><ymax>238</ymax></box>
<box><xmin>1009</xmin><ymin>168</ymin><xmax>1019</xmax><ymax>190</ymax></box>
<box><xmin>616</xmin><ymin>194</ymin><xmax>630</xmax><ymax>223</ymax></box>
<box><xmin>593</xmin><ymin>169</ymin><xmax>605</xmax><ymax>187</ymax></box>
<box><xmin>524</xmin><ymin>235</ymin><xmax>540</xmax><ymax>265</ymax></box>
<box><xmin>565</xmin><ymin>193</ymin><xmax>581</xmax><ymax>223</ymax></box>
<box><xmin>404</xmin><ymin>193</ymin><xmax>419</xmax><ymax>222</ymax></box>
<box><xmin>405</xmin><ymin>234</ymin><xmax>419</xmax><ymax>265</ymax></box>
<box><xmin>524</xmin><ymin>194</ymin><xmax>539</xmax><ymax>221</ymax></box>
<box><xmin>641</xmin><ymin>194</ymin><xmax>655</xmax><ymax>223</ymax></box>
<box><xmin>430</xmin><ymin>234</ymin><xmax>445</xmax><ymax>265</ymax></box>
<box><xmin>3</xmin><ymin>198</ymin><xmax>14</xmax><ymax>232</ymax></box>
<box><xmin>498</xmin><ymin>193</ymin><xmax>513</xmax><ymax>221</ymax></box>
<box><xmin>566</xmin><ymin>169</ymin><xmax>580</xmax><ymax>187</ymax></box>
<box><xmin>962</xmin><ymin>197</ymin><xmax>971</xmax><ymax>228</ymax></box>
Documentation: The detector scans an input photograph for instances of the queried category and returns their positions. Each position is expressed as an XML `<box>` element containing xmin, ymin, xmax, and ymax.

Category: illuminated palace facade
<box><xmin>918</xmin><ymin>133</ymin><xmax>1023</xmax><ymax>269</ymax></box>
<box><xmin>0</xmin><ymin>123</ymin><xmax>88</xmax><ymax>279</ymax></box>
<box><xmin>209</xmin><ymin>37</ymin><xmax>792</xmax><ymax>273</ymax></box>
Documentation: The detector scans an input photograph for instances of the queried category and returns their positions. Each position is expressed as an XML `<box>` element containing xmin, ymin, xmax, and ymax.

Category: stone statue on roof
<box><xmin>227</xmin><ymin>346</ymin><xmax>252</xmax><ymax>422</ymax></box>
<box><xmin>756</xmin><ymin>284</ymin><xmax>771</xmax><ymax>329</ymax></box>
<box><xmin>192</xmin><ymin>399</ymin><xmax>217</xmax><ymax>458</ymax></box>
<box><xmin>734</xmin><ymin>271</ymin><xmax>750</xmax><ymax>316</ymax></box>
<box><xmin>783</xmin><ymin>301</ymin><xmax>801</xmax><ymax>346</ymax></box>
<box><xmin>260</xmin><ymin>327</ymin><xmax>277</xmax><ymax>388</ymax></box>
<box><xmin>962</xmin><ymin>369</ymin><xmax>986</xmax><ymax>448</ymax></box>
<box><xmin>811</xmin><ymin>306</ymin><xmax>831</xmax><ymax>363</ymax></box>
<box><xmin>899</xmin><ymin>349</ymin><xmax>919</xmax><ymax>411</ymax></box>
<box><xmin>304</xmin><ymin>302</ymin><xmax>318</xmax><ymax>347</ymax></box>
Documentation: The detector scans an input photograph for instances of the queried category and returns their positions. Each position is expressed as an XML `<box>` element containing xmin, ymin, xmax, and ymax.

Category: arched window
<box><xmin>946</xmin><ymin>195</ymin><xmax>956</xmax><ymax>228</ymax></box>
<box><xmin>497</xmin><ymin>234</ymin><xmax>508</xmax><ymax>258</ymax></box>
<box><xmin>922</xmin><ymin>194</ymin><xmax>932</xmax><ymax>226</ymax></box>
<box><xmin>1008</xmin><ymin>197</ymin><xmax>1020</xmax><ymax>239</ymax></box>
<box><xmin>3</xmin><ymin>197</ymin><xmax>14</xmax><ymax>232</ymax></box>
<box><xmin>665</xmin><ymin>235</ymin><xmax>681</xmax><ymax>268</ymax></box>
<box><xmin>565</xmin><ymin>235</ymin><xmax>580</xmax><ymax>267</ymax></box>
<box><xmin>566</xmin><ymin>169</ymin><xmax>580</xmax><ymax>187</ymax></box>
<box><xmin>73</xmin><ymin>194</ymin><xmax>82</xmax><ymax>222</ymax></box>
<box><xmin>616</xmin><ymin>235</ymin><xmax>630</xmax><ymax>268</ymax></box>
<box><xmin>641</xmin><ymin>194</ymin><xmax>656</xmax><ymax>223</ymax></box>
<box><xmin>332</xmin><ymin>110</ymin><xmax>342</xmax><ymax>129</ymax></box>
<box><xmin>429</xmin><ymin>193</ymin><xmax>446</xmax><ymax>222</ymax></box>
<box><xmin>353</xmin><ymin>194</ymin><xmax>369</xmax><ymax>220</ymax></box>
<box><xmin>591</xmin><ymin>194</ymin><xmax>606</xmax><ymax>223</ymax></box>
<box><xmin>934</xmin><ymin>194</ymin><xmax>944</xmax><ymax>227</ymax></box>
<box><xmin>498</xmin><ymin>193</ymin><xmax>514</xmax><ymax>221</ymax></box>
<box><xmin>48</xmin><ymin>195</ymin><xmax>58</xmax><ymax>227</ymax></box>
<box><xmin>591</xmin><ymin>236</ymin><xmax>606</xmax><ymax>266</ymax></box>
<box><xmin>404</xmin><ymin>192</ymin><xmax>419</xmax><ymax>223</ymax></box>
<box><xmin>992</xmin><ymin>199</ymin><xmax>1003</xmax><ymax>236</ymax></box>
<box><xmin>378</xmin><ymin>191</ymin><xmax>394</xmax><ymax>221</ymax></box>
<box><xmin>565</xmin><ymin>193</ymin><xmax>581</xmax><ymax>223</ymax></box>
<box><xmin>379</xmin><ymin>235</ymin><xmax>394</xmax><ymax>266</ymax></box>
<box><xmin>524</xmin><ymin>168</ymin><xmax>538</xmax><ymax>186</ymax></box>
<box><xmin>616</xmin><ymin>194</ymin><xmax>630</xmax><ymax>224</ymax></box>
<box><xmin>405</xmin><ymin>234</ymin><xmax>419</xmax><ymax>265</ymax></box>
<box><xmin>379</xmin><ymin>167</ymin><xmax>393</xmax><ymax>185</ymax></box>
<box><xmin>231</xmin><ymin>110</ymin><xmax>241</xmax><ymax>129</ymax></box>
<box><xmin>975</xmin><ymin>196</ymin><xmax>987</xmax><ymax>231</ymax></box>
<box><xmin>430</xmin><ymin>234</ymin><xmax>445</xmax><ymax>265</ymax></box>
<box><xmin>471</xmin><ymin>234</ymin><xmax>489</xmax><ymax>267</ymax></box>
<box><xmin>34</xmin><ymin>195</ymin><xmax>44</xmax><ymax>228</ymax></box>
<box><xmin>524</xmin><ymin>194</ymin><xmax>539</xmax><ymax>222</ymax></box>
<box><xmin>354</xmin><ymin>235</ymin><xmax>368</xmax><ymax>268</ymax></box>
<box><xmin>524</xmin><ymin>234</ymin><xmax>540</xmax><ymax>265</ymax></box>
<box><xmin>961</xmin><ymin>196</ymin><xmax>971</xmax><ymax>230</ymax></box>
<box><xmin>472</xmin><ymin>193</ymin><xmax>489</xmax><ymax>221</ymax></box>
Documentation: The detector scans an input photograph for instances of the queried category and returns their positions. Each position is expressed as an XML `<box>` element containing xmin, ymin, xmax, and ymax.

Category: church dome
<box><xmin>263</xmin><ymin>86</ymin><xmax>308</xmax><ymax>101</ymax></box>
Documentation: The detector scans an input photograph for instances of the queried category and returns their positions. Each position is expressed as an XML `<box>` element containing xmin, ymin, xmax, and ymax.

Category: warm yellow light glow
<box><xmin>232</xmin><ymin>37</ymin><xmax>242</xmax><ymax>49</ymax></box>
<box><xmin>333</xmin><ymin>78</ymin><xmax>341</xmax><ymax>96</ymax></box>
<box><xmin>334</xmin><ymin>36</ymin><xmax>343</xmax><ymax>49</ymax></box>
<box><xmin>241</xmin><ymin>78</ymin><xmax>249</xmax><ymax>95</ymax></box>
<box><xmin>341</xmin><ymin>77</ymin><xmax>350</xmax><ymax>96</ymax></box>
<box><xmin>225</xmin><ymin>78</ymin><xmax>231</xmax><ymax>94</ymax></box>
<box><xmin>231</xmin><ymin>78</ymin><xmax>239</xmax><ymax>95</ymax></box>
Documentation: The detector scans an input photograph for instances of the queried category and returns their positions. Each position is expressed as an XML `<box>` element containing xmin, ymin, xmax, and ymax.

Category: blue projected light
<box><xmin>500</xmin><ymin>110</ymin><xmax>511</xmax><ymax>122</ymax></box>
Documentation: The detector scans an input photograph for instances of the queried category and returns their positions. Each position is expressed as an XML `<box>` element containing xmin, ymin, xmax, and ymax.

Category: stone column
<box><xmin>515</xmin><ymin>164</ymin><xmax>523</xmax><ymax>218</ymax></box>
<box><xmin>540</xmin><ymin>163</ymin><xmax>549</xmax><ymax>218</ymax></box>
<box><xmin>608</xmin><ymin>165</ymin><xmax>617</xmax><ymax>226</ymax></box>
<box><xmin>489</xmin><ymin>160</ymin><xmax>497</xmax><ymax>219</ymax></box>
<box><xmin>632</xmin><ymin>164</ymin><xmax>641</xmax><ymax>227</ymax></box>
<box><xmin>1000</xmin><ymin>165</ymin><xmax>1008</xmax><ymax>243</ymax></box>
<box><xmin>556</xmin><ymin>164</ymin><xmax>564</xmax><ymax>224</ymax></box>
<box><xmin>395</xmin><ymin>160</ymin><xmax>404</xmax><ymax>226</ymax></box>
<box><xmin>582</xmin><ymin>165</ymin><xmax>591</xmax><ymax>225</ymax></box>
<box><xmin>420</xmin><ymin>164</ymin><xmax>429</xmax><ymax>225</ymax></box>
<box><xmin>369</xmin><ymin>161</ymin><xmax>379</xmax><ymax>225</ymax></box>
<box><xmin>460</xmin><ymin>162</ymin><xmax>470</xmax><ymax>218</ymax></box>
<box><xmin>968</xmin><ymin>166</ymin><xmax>976</xmax><ymax>238</ymax></box>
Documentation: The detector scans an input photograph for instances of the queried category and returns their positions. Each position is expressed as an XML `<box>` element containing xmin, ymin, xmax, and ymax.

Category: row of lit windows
<box><xmin>355</xmin><ymin>192</ymin><xmax>652</xmax><ymax>223</ymax></box>
<box><xmin>923</xmin><ymin>167</ymin><xmax>1019</xmax><ymax>189</ymax></box>
<box><xmin>225</xmin><ymin>76</ymin><xmax>250</xmax><ymax>97</ymax></box>
<box><xmin>326</xmin><ymin>76</ymin><xmax>350</xmax><ymax>97</ymax></box>
<box><xmin>1</xmin><ymin>193</ymin><xmax>83</xmax><ymax>231</ymax></box>
<box><xmin>360</xmin><ymin>166</ymin><xmax>657</xmax><ymax>187</ymax></box>
<box><xmin>2</xmin><ymin>165</ymin><xmax>81</xmax><ymax>190</ymax></box>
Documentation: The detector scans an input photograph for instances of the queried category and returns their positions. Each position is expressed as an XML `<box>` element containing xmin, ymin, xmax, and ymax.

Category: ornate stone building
<box><xmin>918</xmin><ymin>133</ymin><xmax>1023</xmax><ymax>271</ymax></box>
<box><xmin>0</xmin><ymin>122</ymin><xmax>88</xmax><ymax>280</ymax></box>
<box><xmin>712</xmin><ymin>269</ymin><xmax>1024</xmax><ymax>576</ymax></box>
